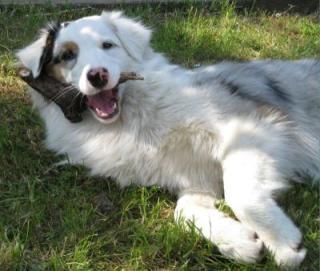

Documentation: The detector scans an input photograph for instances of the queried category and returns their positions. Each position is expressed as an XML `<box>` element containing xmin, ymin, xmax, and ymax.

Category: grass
<box><xmin>0</xmin><ymin>2</ymin><xmax>319</xmax><ymax>270</ymax></box>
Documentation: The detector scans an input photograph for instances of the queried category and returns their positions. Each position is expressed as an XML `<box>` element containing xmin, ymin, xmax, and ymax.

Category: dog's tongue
<box><xmin>86</xmin><ymin>90</ymin><xmax>116</xmax><ymax>115</ymax></box>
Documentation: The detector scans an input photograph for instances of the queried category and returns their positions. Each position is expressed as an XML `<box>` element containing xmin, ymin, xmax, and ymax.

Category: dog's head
<box><xmin>16</xmin><ymin>11</ymin><xmax>151</xmax><ymax>123</ymax></box>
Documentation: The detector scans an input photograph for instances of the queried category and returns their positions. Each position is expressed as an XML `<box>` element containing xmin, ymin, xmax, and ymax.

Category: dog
<box><xmin>16</xmin><ymin>11</ymin><xmax>320</xmax><ymax>268</ymax></box>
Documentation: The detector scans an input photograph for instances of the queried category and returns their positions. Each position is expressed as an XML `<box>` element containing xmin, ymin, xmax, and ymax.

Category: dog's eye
<box><xmin>61</xmin><ymin>50</ymin><xmax>76</xmax><ymax>61</ymax></box>
<box><xmin>102</xmin><ymin>42</ymin><xmax>113</xmax><ymax>50</ymax></box>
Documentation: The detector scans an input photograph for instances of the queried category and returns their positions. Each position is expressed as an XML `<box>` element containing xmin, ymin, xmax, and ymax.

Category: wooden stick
<box><xmin>118</xmin><ymin>72</ymin><xmax>144</xmax><ymax>84</ymax></box>
<box><xmin>18</xmin><ymin>67</ymin><xmax>86</xmax><ymax>123</ymax></box>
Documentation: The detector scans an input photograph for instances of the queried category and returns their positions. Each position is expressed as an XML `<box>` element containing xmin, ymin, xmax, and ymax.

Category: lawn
<box><xmin>0</xmin><ymin>2</ymin><xmax>319</xmax><ymax>270</ymax></box>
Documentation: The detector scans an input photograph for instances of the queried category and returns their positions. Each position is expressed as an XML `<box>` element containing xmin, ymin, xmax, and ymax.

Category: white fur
<box><xmin>17</xmin><ymin>11</ymin><xmax>320</xmax><ymax>268</ymax></box>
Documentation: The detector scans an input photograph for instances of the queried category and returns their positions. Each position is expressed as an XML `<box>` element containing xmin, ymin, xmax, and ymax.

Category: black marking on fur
<box><xmin>217</xmin><ymin>74</ymin><xmax>291</xmax><ymax>109</ymax></box>
<box><xmin>219</xmin><ymin>78</ymin><xmax>241</xmax><ymax>95</ymax></box>
<box><xmin>265</xmin><ymin>77</ymin><xmax>290</xmax><ymax>102</ymax></box>
<box><xmin>61</xmin><ymin>21</ymin><xmax>70</xmax><ymax>28</ymax></box>
<box><xmin>53</xmin><ymin>55</ymin><xmax>61</xmax><ymax>64</ymax></box>
<box><xmin>218</xmin><ymin>77</ymin><xmax>263</xmax><ymax>103</ymax></box>
<box><xmin>38</xmin><ymin>22</ymin><xmax>61</xmax><ymax>76</ymax></box>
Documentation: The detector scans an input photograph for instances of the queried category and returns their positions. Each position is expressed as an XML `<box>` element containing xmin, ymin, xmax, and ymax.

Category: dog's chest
<box><xmin>47</xmin><ymin>117</ymin><xmax>221</xmax><ymax>190</ymax></box>
<box><xmin>83</xmin><ymin>124</ymin><xmax>220</xmax><ymax>190</ymax></box>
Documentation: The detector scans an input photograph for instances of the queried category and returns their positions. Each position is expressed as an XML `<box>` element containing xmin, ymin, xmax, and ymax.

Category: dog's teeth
<box><xmin>113</xmin><ymin>103</ymin><xmax>117</xmax><ymax>110</ymax></box>
<box><xmin>96</xmin><ymin>108</ymin><xmax>108</xmax><ymax>117</ymax></box>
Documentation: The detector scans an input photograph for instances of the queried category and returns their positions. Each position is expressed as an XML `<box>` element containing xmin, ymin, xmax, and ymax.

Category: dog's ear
<box><xmin>102</xmin><ymin>11</ymin><xmax>152</xmax><ymax>62</ymax></box>
<box><xmin>16</xmin><ymin>35</ymin><xmax>47</xmax><ymax>78</ymax></box>
<box><xmin>16</xmin><ymin>22</ymin><xmax>60</xmax><ymax>78</ymax></box>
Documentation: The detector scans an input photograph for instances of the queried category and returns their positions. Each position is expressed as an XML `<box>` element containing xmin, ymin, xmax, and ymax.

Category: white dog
<box><xmin>17</xmin><ymin>11</ymin><xmax>320</xmax><ymax>268</ymax></box>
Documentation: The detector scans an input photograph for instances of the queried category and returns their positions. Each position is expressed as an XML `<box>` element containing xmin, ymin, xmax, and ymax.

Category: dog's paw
<box><xmin>263</xmin><ymin>224</ymin><xmax>306</xmax><ymax>268</ymax></box>
<box><xmin>275</xmin><ymin>245</ymin><xmax>306</xmax><ymax>269</ymax></box>
<box><xmin>217</xmin><ymin>220</ymin><xmax>264</xmax><ymax>263</ymax></box>
<box><xmin>267</xmin><ymin>240</ymin><xmax>306</xmax><ymax>268</ymax></box>
<box><xmin>174</xmin><ymin>194</ymin><xmax>264</xmax><ymax>264</ymax></box>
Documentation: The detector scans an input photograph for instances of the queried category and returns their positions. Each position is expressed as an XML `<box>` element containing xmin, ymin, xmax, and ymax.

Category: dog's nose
<box><xmin>87</xmin><ymin>67</ymin><xmax>109</xmax><ymax>88</ymax></box>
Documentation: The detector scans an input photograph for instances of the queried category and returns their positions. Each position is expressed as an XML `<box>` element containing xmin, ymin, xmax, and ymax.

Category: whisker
<box><xmin>51</xmin><ymin>86</ymin><xmax>77</xmax><ymax>102</ymax></box>
<box><xmin>46</xmin><ymin>86</ymin><xmax>77</xmax><ymax>107</ymax></box>
<box><xmin>69</xmin><ymin>91</ymin><xmax>83</xmax><ymax>109</ymax></box>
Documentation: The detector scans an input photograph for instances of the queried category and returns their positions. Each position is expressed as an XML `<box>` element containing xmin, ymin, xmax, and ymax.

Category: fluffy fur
<box><xmin>17</xmin><ymin>11</ymin><xmax>320</xmax><ymax>268</ymax></box>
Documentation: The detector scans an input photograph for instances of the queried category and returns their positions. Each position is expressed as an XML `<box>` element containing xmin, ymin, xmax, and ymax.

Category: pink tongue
<box><xmin>86</xmin><ymin>90</ymin><xmax>115</xmax><ymax>114</ymax></box>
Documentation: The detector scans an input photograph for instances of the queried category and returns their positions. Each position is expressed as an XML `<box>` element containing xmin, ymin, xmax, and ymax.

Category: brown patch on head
<box><xmin>45</xmin><ymin>62</ymin><xmax>65</xmax><ymax>82</ymax></box>
<box><xmin>62</xmin><ymin>41</ymin><xmax>79</xmax><ymax>56</ymax></box>
<box><xmin>45</xmin><ymin>41</ymin><xmax>79</xmax><ymax>82</ymax></box>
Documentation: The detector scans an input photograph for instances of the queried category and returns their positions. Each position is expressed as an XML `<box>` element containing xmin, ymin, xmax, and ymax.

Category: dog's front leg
<box><xmin>174</xmin><ymin>191</ymin><xmax>264</xmax><ymax>263</ymax></box>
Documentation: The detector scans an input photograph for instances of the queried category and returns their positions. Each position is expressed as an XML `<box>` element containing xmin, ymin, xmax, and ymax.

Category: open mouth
<box><xmin>85</xmin><ymin>87</ymin><xmax>119</xmax><ymax>120</ymax></box>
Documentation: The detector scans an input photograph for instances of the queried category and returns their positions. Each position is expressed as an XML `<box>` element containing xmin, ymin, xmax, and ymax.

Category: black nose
<box><xmin>87</xmin><ymin>67</ymin><xmax>109</xmax><ymax>88</ymax></box>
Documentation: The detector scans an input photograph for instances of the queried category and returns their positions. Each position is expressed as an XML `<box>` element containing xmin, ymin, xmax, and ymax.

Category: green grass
<box><xmin>0</xmin><ymin>3</ymin><xmax>319</xmax><ymax>270</ymax></box>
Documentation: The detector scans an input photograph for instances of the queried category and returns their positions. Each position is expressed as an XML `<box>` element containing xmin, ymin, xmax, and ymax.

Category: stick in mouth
<box><xmin>17</xmin><ymin>68</ymin><xmax>143</xmax><ymax>123</ymax></box>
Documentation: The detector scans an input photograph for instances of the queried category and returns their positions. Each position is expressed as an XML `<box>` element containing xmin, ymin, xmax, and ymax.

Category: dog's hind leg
<box><xmin>174</xmin><ymin>192</ymin><xmax>264</xmax><ymax>263</ymax></box>
<box><xmin>222</xmin><ymin>149</ymin><xmax>307</xmax><ymax>268</ymax></box>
